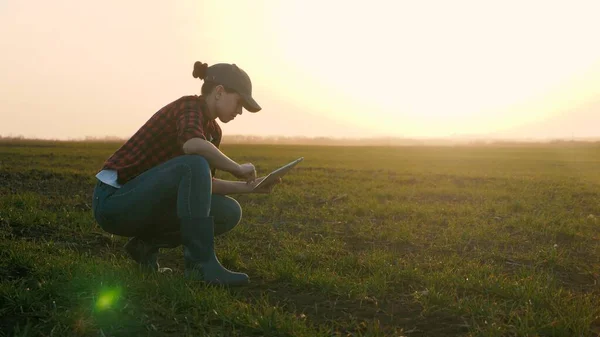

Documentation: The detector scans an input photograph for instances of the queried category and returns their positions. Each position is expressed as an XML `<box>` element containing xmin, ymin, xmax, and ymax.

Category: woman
<box><xmin>92</xmin><ymin>61</ymin><xmax>279</xmax><ymax>286</ymax></box>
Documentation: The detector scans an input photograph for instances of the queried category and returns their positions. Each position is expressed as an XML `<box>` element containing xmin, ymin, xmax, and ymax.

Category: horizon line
<box><xmin>1</xmin><ymin>134</ymin><xmax>600</xmax><ymax>145</ymax></box>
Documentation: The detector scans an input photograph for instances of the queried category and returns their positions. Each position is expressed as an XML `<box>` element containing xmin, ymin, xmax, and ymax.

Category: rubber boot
<box><xmin>124</xmin><ymin>231</ymin><xmax>181</xmax><ymax>273</ymax></box>
<box><xmin>181</xmin><ymin>216</ymin><xmax>249</xmax><ymax>286</ymax></box>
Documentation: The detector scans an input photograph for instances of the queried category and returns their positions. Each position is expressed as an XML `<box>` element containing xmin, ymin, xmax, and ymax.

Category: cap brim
<box><xmin>242</xmin><ymin>94</ymin><xmax>261</xmax><ymax>113</ymax></box>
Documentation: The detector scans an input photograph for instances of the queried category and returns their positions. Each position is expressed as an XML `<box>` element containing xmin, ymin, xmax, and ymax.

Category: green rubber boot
<box><xmin>181</xmin><ymin>216</ymin><xmax>248</xmax><ymax>286</ymax></box>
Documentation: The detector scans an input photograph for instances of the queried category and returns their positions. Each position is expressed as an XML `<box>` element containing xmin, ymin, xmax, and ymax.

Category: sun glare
<box><xmin>268</xmin><ymin>0</ymin><xmax>600</xmax><ymax>137</ymax></box>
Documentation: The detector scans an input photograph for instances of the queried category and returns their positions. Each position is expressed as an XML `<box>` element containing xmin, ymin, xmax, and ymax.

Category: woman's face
<box><xmin>214</xmin><ymin>87</ymin><xmax>243</xmax><ymax>123</ymax></box>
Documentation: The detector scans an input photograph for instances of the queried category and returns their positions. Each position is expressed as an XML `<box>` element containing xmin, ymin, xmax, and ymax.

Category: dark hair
<box><xmin>193</xmin><ymin>61</ymin><xmax>237</xmax><ymax>96</ymax></box>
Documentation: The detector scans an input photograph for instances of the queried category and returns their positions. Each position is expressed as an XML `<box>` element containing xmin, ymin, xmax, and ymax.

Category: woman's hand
<box><xmin>249</xmin><ymin>176</ymin><xmax>283</xmax><ymax>194</ymax></box>
<box><xmin>233</xmin><ymin>163</ymin><xmax>257</xmax><ymax>183</ymax></box>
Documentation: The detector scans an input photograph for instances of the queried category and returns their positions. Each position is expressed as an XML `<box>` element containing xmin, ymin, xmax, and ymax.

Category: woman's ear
<box><xmin>214</xmin><ymin>85</ymin><xmax>225</xmax><ymax>100</ymax></box>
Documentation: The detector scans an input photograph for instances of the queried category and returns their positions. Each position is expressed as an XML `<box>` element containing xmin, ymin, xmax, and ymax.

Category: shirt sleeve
<box><xmin>176</xmin><ymin>99</ymin><xmax>206</xmax><ymax>147</ymax></box>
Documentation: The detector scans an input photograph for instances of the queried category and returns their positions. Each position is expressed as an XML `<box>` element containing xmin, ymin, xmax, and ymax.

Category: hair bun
<box><xmin>193</xmin><ymin>61</ymin><xmax>208</xmax><ymax>79</ymax></box>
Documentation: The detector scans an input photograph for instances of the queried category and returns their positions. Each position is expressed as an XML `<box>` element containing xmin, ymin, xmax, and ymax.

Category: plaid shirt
<box><xmin>101</xmin><ymin>95</ymin><xmax>222</xmax><ymax>185</ymax></box>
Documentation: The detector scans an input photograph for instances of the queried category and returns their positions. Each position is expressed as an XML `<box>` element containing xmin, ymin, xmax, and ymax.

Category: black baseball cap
<box><xmin>205</xmin><ymin>63</ymin><xmax>261</xmax><ymax>113</ymax></box>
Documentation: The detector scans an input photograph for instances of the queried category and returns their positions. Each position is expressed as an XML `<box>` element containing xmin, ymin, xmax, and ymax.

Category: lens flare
<box><xmin>95</xmin><ymin>287</ymin><xmax>122</xmax><ymax>311</ymax></box>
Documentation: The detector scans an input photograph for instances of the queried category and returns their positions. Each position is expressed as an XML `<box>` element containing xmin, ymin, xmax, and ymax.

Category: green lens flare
<box><xmin>95</xmin><ymin>287</ymin><xmax>122</xmax><ymax>311</ymax></box>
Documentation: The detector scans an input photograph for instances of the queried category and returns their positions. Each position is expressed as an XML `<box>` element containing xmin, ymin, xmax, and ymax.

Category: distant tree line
<box><xmin>1</xmin><ymin>134</ymin><xmax>599</xmax><ymax>146</ymax></box>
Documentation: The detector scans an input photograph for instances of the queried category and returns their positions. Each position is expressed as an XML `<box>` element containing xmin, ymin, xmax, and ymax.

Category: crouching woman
<box><xmin>92</xmin><ymin>61</ymin><xmax>279</xmax><ymax>286</ymax></box>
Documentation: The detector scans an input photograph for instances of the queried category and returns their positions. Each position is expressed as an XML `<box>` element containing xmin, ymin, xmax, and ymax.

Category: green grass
<box><xmin>1</xmin><ymin>139</ymin><xmax>599</xmax><ymax>336</ymax></box>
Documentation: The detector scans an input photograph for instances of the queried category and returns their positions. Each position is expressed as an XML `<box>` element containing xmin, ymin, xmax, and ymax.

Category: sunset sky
<box><xmin>1</xmin><ymin>0</ymin><xmax>599</xmax><ymax>140</ymax></box>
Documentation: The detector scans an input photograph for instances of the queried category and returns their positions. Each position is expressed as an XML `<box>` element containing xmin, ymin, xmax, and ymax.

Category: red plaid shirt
<box><xmin>101</xmin><ymin>95</ymin><xmax>222</xmax><ymax>184</ymax></box>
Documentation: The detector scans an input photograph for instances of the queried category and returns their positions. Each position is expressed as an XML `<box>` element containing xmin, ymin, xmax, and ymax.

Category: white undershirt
<box><xmin>95</xmin><ymin>169</ymin><xmax>122</xmax><ymax>188</ymax></box>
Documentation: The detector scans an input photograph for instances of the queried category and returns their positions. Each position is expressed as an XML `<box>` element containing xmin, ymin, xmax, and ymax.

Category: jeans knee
<box><xmin>229</xmin><ymin>198</ymin><xmax>242</xmax><ymax>225</ymax></box>
<box><xmin>223</xmin><ymin>198</ymin><xmax>242</xmax><ymax>230</ymax></box>
<box><xmin>171</xmin><ymin>155</ymin><xmax>211</xmax><ymax>182</ymax></box>
<box><xmin>214</xmin><ymin>197</ymin><xmax>242</xmax><ymax>236</ymax></box>
<box><xmin>183</xmin><ymin>155</ymin><xmax>210</xmax><ymax>173</ymax></box>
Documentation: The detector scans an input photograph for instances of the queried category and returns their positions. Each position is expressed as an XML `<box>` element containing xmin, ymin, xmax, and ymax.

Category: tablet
<box><xmin>253</xmin><ymin>157</ymin><xmax>304</xmax><ymax>190</ymax></box>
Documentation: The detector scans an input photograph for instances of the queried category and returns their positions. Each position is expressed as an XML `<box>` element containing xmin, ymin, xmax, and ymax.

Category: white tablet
<box><xmin>253</xmin><ymin>157</ymin><xmax>304</xmax><ymax>190</ymax></box>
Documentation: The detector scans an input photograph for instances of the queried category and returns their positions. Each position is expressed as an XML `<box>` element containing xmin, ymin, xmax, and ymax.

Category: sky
<box><xmin>1</xmin><ymin>0</ymin><xmax>600</xmax><ymax>140</ymax></box>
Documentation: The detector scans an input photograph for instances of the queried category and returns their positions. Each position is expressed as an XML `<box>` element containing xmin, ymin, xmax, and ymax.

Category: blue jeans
<box><xmin>92</xmin><ymin>155</ymin><xmax>242</xmax><ymax>240</ymax></box>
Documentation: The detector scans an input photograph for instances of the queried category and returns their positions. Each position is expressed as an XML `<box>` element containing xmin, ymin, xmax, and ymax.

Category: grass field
<box><xmin>1</xmin><ymin>139</ymin><xmax>599</xmax><ymax>336</ymax></box>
